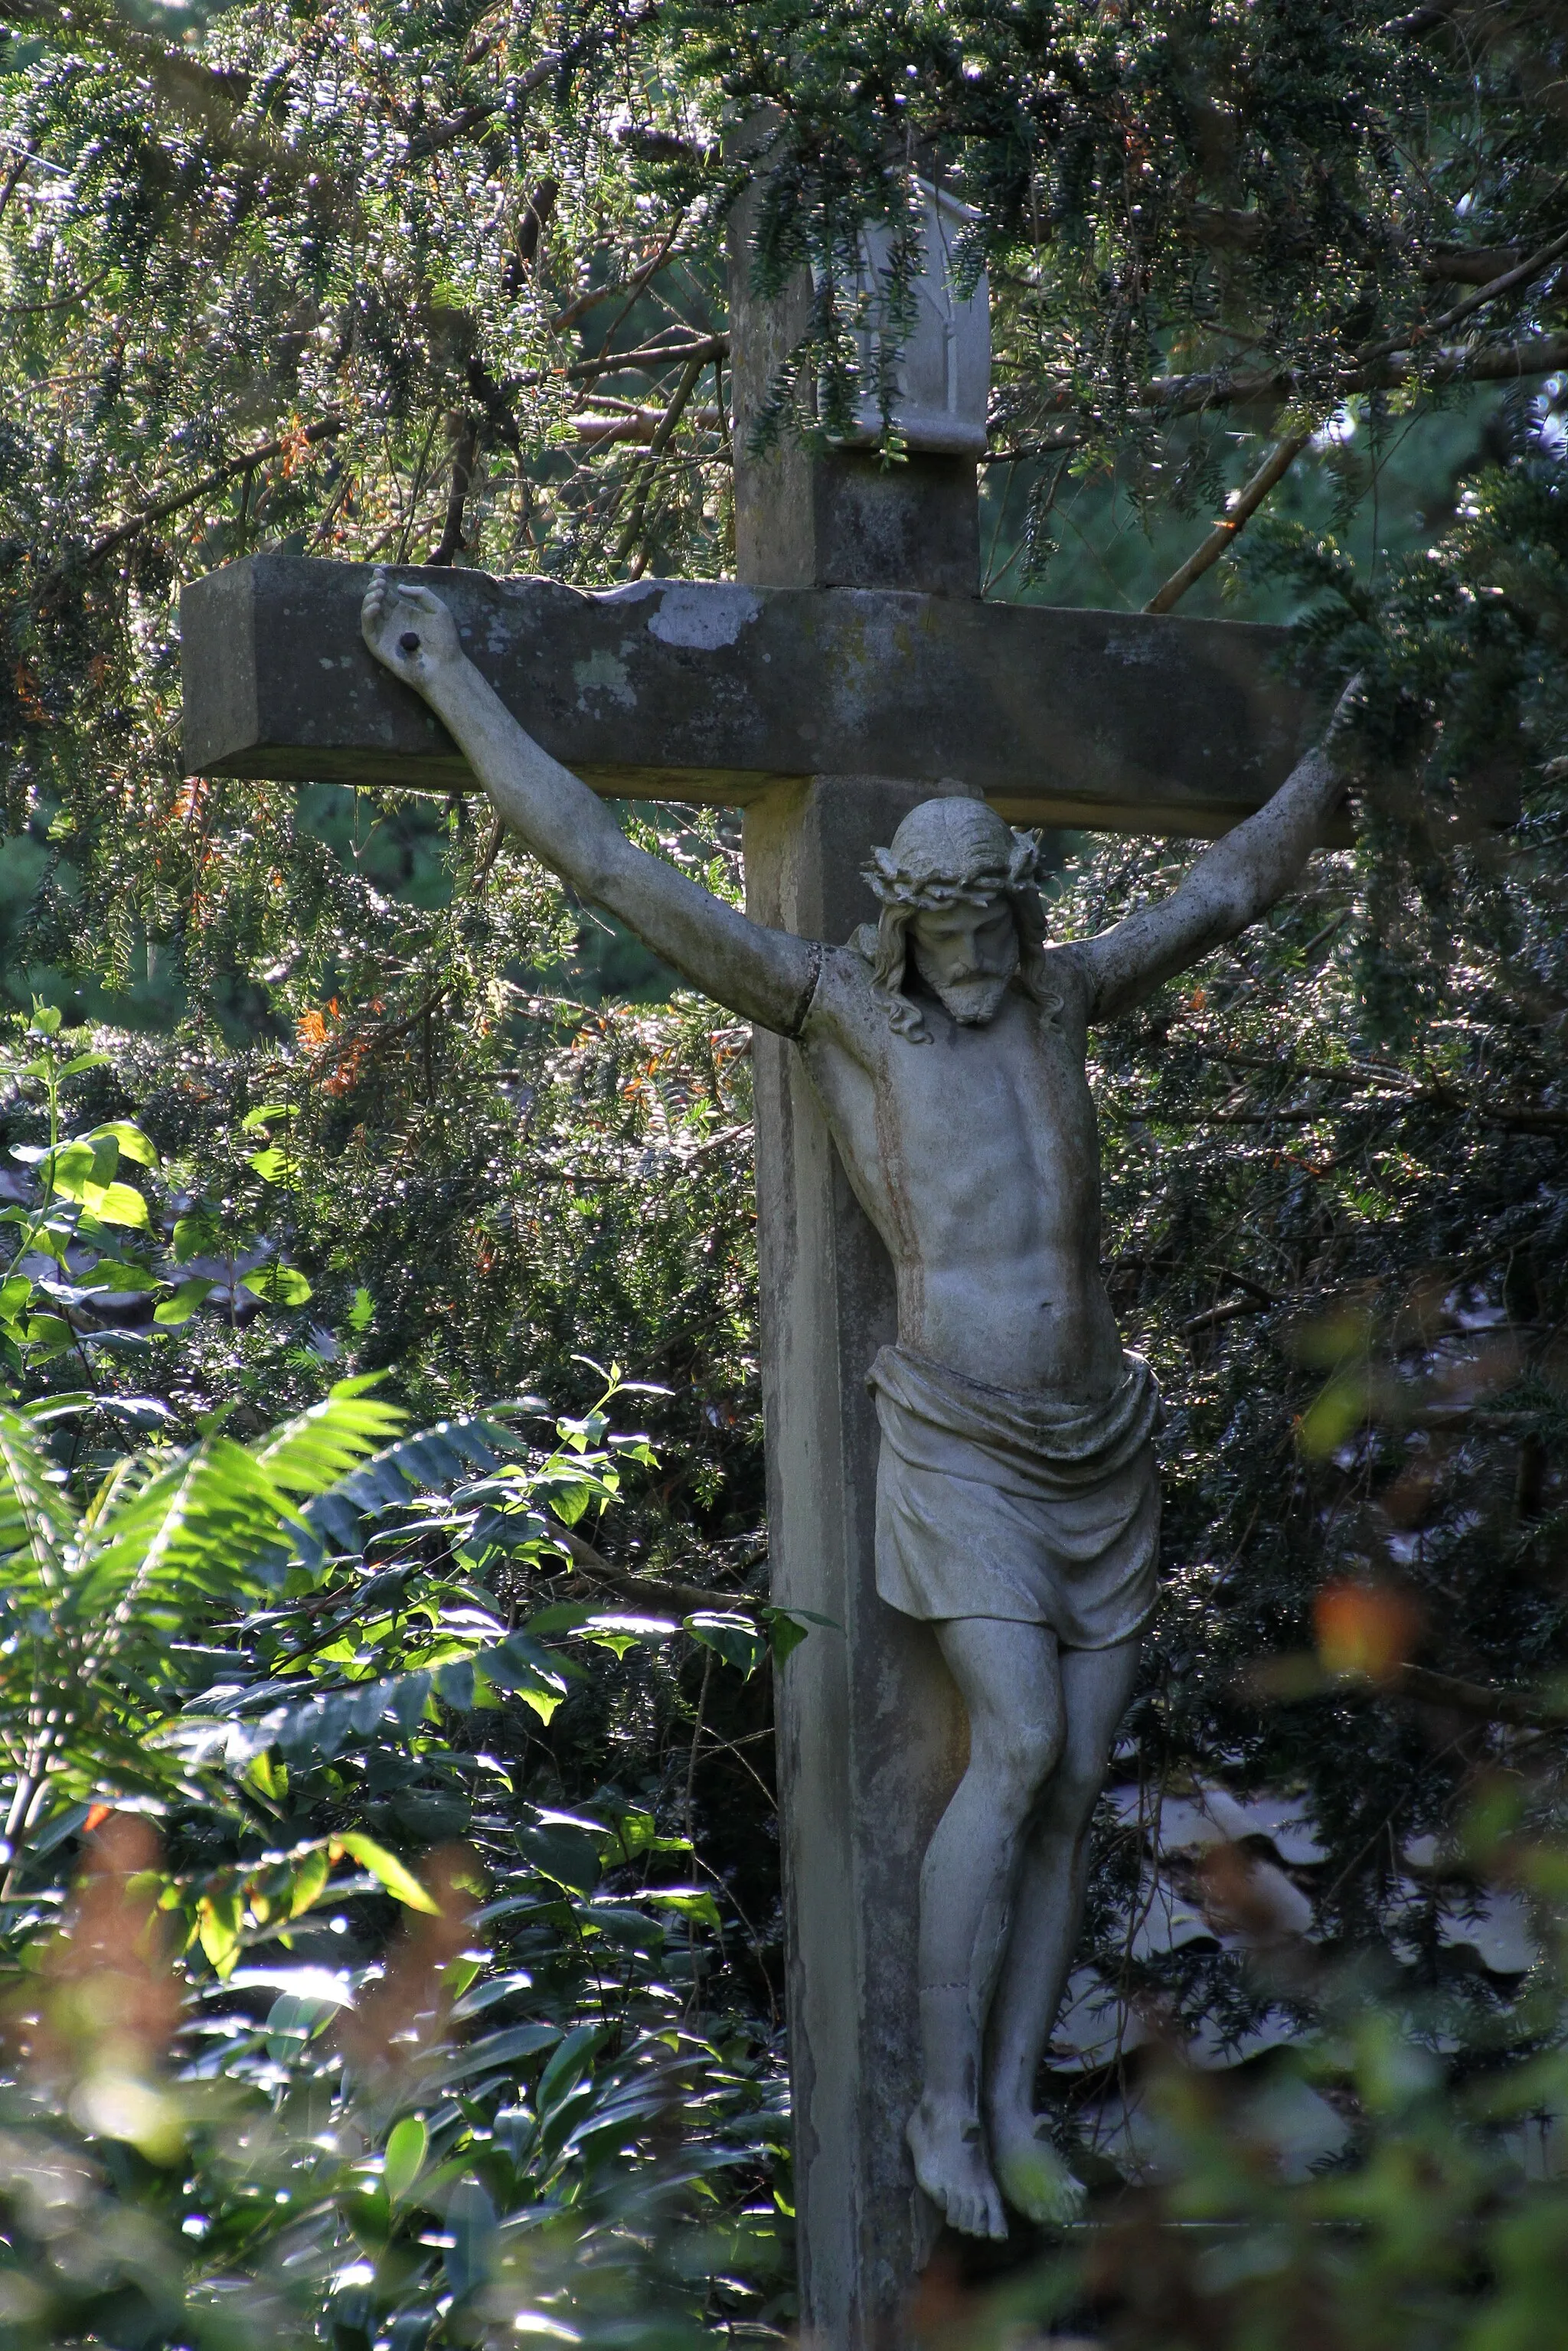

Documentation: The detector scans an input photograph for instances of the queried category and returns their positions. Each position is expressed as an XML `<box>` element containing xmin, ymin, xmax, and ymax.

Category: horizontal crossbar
<box><xmin>181</xmin><ymin>554</ymin><xmax>1322</xmax><ymax>839</ymax></box>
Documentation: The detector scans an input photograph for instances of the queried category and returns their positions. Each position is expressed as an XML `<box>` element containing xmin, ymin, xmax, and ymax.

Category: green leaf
<box><xmin>198</xmin><ymin>1886</ymin><xmax>244</xmax><ymax>1975</ymax></box>
<box><xmin>642</xmin><ymin>1886</ymin><xmax>722</xmax><ymax>1931</ymax></box>
<box><xmin>88</xmin><ymin>1261</ymin><xmax>162</xmax><ymax>1293</ymax></box>
<box><xmin>24</xmin><ymin>1314</ymin><xmax>74</xmax><ymax>1361</ymax></box>
<box><xmin>685</xmin><ymin>1610</ymin><xmax>766</xmax><ymax>1676</ymax></box>
<box><xmin>81</xmin><ymin>1118</ymin><xmax>159</xmax><ymax>1168</ymax></box>
<box><xmin>545</xmin><ymin>1481</ymin><xmax>593</xmax><ymax>1527</ymax></box>
<box><xmin>154</xmin><ymin>1277</ymin><xmax>215</xmax><ymax>1327</ymax></box>
<box><xmin>577</xmin><ymin>1611</ymin><xmax>679</xmax><ymax>1658</ymax></box>
<box><xmin>333</xmin><ymin>1831</ymin><xmax>439</xmax><ymax>1913</ymax></box>
<box><xmin>241</xmin><ymin>1265</ymin><xmax>312</xmax><ymax>1307</ymax></box>
<box><xmin>288</xmin><ymin>1849</ymin><xmax>330</xmax><ymax>1917</ymax></box>
<box><xmin>433</xmin><ymin>2022</ymin><xmax>561</xmax><ymax>2088</ymax></box>
<box><xmin>265</xmin><ymin>1989</ymin><xmax>339</xmax><ymax>2062</ymax></box>
<box><xmin>516</xmin><ymin>1816</ymin><xmax>602</xmax><ymax>1895</ymax></box>
<box><xmin>246</xmin><ymin>1147</ymin><xmax>299</xmax><ymax>1184</ymax></box>
<box><xmin>42</xmin><ymin>1138</ymin><xmax>107</xmax><ymax>1200</ymax></box>
<box><xmin>763</xmin><ymin>1606</ymin><xmax>815</xmax><ymax>1665</ymax></box>
<box><xmin>383</xmin><ymin>2114</ymin><xmax>428</xmax><ymax>2204</ymax></box>
<box><xmin>82</xmin><ymin>1179</ymin><xmax>149</xmax><ymax>1229</ymax></box>
<box><xmin>240</xmin><ymin>1102</ymin><xmax>300</xmax><ymax>1131</ymax></box>
<box><xmin>172</xmin><ymin>1212</ymin><xmax>219</xmax><ymax>1263</ymax></box>
<box><xmin>348</xmin><ymin>1285</ymin><xmax>375</xmax><ymax>1334</ymax></box>
<box><xmin>243</xmin><ymin>1749</ymin><xmax>289</xmax><ymax>1801</ymax></box>
<box><xmin>443</xmin><ymin>2176</ymin><xmax>498</xmax><ymax>2301</ymax></box>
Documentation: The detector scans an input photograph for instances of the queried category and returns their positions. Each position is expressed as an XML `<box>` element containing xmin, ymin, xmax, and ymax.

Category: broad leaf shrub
<box><xmin>0</xmin><ymin>1380</ymin><xmax>796</xmax><ymax>2346</ymax></box>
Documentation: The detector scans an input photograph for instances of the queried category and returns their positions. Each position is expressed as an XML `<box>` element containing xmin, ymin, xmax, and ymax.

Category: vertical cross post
<box><xmin>731</xmin><ymin>189</ymin><xmax>981</xmax><ymax>2349</ymax></box>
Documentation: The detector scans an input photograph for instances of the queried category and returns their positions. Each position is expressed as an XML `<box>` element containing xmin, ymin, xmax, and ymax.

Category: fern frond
<box><xmin>67</xmin><ymin>1385</ymin><xmax>406</xmax><ymax>1642</ymax></box>
<box><xmin>252</xmin><ymin>1378</ymin><xmax>407</xmax><ymax>1497</ymax></box>
<box><xmin>0</xmin><ymin>1408</ymin><xmax>80</xmax><ymax>1594</ymax></box>
<box><xmin>303</xmin><ymin>1411</ymin><xmax>515</xmax><ymax>1560</ymax></box>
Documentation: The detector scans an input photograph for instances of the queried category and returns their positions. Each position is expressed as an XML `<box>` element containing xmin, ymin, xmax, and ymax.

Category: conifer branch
<box><xmin>71</xmin><ymin>416</ymin><xmax>346</xmax><ymax>573</ymax></box>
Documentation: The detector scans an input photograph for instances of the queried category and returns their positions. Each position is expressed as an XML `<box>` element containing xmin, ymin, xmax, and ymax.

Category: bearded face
<box><xmin>908</xmin><ymin>895</ymin><xmax>1021</xmax><ymax>1026</ymax></box>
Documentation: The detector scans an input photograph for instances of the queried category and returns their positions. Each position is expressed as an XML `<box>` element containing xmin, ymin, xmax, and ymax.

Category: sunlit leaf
<box><xmin>332</xmin><ymin>1831</ymin><xmax>439</xmax><ymax>1914</ymax></box>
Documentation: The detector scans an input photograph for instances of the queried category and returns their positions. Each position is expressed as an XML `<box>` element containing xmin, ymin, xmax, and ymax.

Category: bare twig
<box><xmin>612</xmin><ymin>354</ymin><xmax>706</xmax><ymax>570</ymax></box>
<box><xmin>0</xmin><ymin>267</ymin><xmax>112</xmax><ymax>318</ymax></box>
<box><xmin>1145</xmin><ymin>428</ymin><xmax>1313</xmax><ymax>613</ymax></box>
<box><xmin>1144</xmin><ymin>330</ymin><xmax>1568</xmax><ymax>423</ymax></box>
<box><xmin>566</xmin><ymin>332</ymin><xmax>728</xmax><ymax>386</ymax></box>
<box><xmin>1393</xmin><ymin>1662</ymin><xmax>1568</xmax><ymax>1726</ymax></box>
<box><xmin>550</xmin><ymin>1521</ymin><xmax>746</xmax><ymax>1618</ymax></box>
<box><xmin>549</xmin><ymin>210</ymin><xmax>687</xmax><ymax>338</ymax></box>
<box><xmin>1181</xmin><ymin>1296</ymin><xmax>1271</xmax><ymax>1337</ymax></box>
<box><xmin>573</xmin><ymin>404</ymin><xmax>722</xmax><ymax>444</ymax></box>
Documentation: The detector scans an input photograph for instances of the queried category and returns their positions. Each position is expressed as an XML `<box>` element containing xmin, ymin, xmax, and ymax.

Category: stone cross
<box><xmin>181</xmin><ymin>198</ymin><xmax>1317</xmax><ymax>2350</ymax></box>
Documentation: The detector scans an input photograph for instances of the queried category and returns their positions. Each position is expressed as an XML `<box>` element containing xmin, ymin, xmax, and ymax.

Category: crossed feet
<box><xmin>908</xmin><ymin>2093</ymin><xmax>1086</xmax><ymax>2240</ymax></box>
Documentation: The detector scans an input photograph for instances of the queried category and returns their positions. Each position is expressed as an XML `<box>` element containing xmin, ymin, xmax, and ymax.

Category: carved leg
<box><xmin>909</xmin><ymin>1616</ymin><xmax>1065</xmax><ymax>2241</ymax></box>
<box><xmin>985</xmin><ymin>1634</ymin><xmax>1143</xmax><ymax>2225</ymax></box>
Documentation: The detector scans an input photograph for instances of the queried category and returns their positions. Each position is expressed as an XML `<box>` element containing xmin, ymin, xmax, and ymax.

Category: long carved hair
<box><xmin>855</xmin><ymin>798</ymin><xmax>1063</xmax><ymax>1041</ymax></box>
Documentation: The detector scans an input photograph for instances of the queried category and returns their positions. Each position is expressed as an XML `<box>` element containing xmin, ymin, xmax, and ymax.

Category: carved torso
<box><xmin>796</xmin><ymin>944</ymin><xmax>1126</xmax><ymax>1397</ymax></box>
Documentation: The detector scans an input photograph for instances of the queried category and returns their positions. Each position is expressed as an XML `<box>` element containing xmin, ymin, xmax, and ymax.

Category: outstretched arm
<box><xmin>1074</xmin><ymin>684</ymin><xmax>1357</xmax><ymax>1024</ymax></box>
<box><xmin>361</xmin><ymin>571</ymin><xmax>819</xmax><ymax>1035</ymax></box>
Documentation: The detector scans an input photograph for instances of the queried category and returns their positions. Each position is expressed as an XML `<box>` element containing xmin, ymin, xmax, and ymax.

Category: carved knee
<box><xmin>1039</xmin><ymin>1753</ymin><xmax>1105</xmax><ymax>1838</ymax></box>
<box><xmin>978</xmin><ymin>1716</ymin><xmax>1063</xmax><ymax>1811</ymax></box>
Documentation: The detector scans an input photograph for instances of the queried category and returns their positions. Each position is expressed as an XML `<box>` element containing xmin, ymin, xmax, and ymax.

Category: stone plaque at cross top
<box><xmin>182</xmin><ymin>191</ymin><xmax>1340</xmax><ymax>2347</ymax></box>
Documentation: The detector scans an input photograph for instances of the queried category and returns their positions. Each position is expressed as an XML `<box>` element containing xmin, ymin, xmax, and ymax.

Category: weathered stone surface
<box><xmin>724</xmin><ymin>149</ymin><xmax>985</xmax><ymax>597</ymax></box>
<box><xmin>744</xmin><ymin>772</ymin><xmax>970</xmax><ymax>2340</ymax></box>
<box><xmin>182</xmin><ymin>552</ymin><xmax>1317</xmax><ymax>838</ymax></box>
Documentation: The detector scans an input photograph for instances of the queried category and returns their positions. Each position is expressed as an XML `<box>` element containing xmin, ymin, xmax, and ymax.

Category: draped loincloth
<box><xmin>867</xmin><ymin>1345</ymin><xmax>1161</xmax><ymax>1647</ymax></box>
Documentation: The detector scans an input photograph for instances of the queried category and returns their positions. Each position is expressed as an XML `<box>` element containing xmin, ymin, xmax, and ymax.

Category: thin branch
<box><xmin>548</xmin><ymin>211</ymin><xmax>687</xmax><ymax>338</ymax></box>
<box><xmin>0</xmin><ymin>266</ymin><xmax>111</xmax><ymax>318</ymax></box>
<box><xmin>550</xmin><ymin>1522</ymin><xmax>746</xmax><ymax>1618</ymax></box>
<box><xmin>1357</xmin><ymin>220</ymin><xmax>1568</xmax><ymax>369</ymax></box>
<box><xmin>1144</xmin><ymin>329</ymin><xmax>1568</xmax><ymax>423</ymax></box>
<box><xmin>0</xmin><ymin>151</ymin><xmax>31</xmax><ymax>228</ymax></box>
<box><xmin>1393</xmin><ymin>1662</ymin><xmax>1568</xmax><ymax>1726</ymax></box>
<box><xmin>573</xmin><ymin>403</ymin><xmax>722</xmax><ymax>444</ymax></box>
<box><xmin>426</xmin><ymin>412</ymin><xmax>481</xmax><ymax>566</ymax></box>
<box><xmin>62</xmin><ymin>415</ymin><xmax>345</xmax><ymax>576</ymax></box>
<box><xmin>1145</xmin><ymin>429</ymin><xmax>1312</xmax><ymax>613</ymax></box>
<box><xmin>612</xmin><ymin>354</ymin><xmax>707</xmax><ymax>569</ymax></box>
<box><xmin>567</xmin><ymin>331</ymin><xmax>727</xmax><ymax>387</ymax></box>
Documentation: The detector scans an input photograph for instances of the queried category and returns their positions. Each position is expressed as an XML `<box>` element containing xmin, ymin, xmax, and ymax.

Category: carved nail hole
<box><xmin>398</xmin><ymin>632</ymin><xmax>421</xmax><ymax>654</ymax></box>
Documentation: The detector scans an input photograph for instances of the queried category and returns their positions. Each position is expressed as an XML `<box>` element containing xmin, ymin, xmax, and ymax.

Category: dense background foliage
<box><xmin>2</xmin><ymin>0</ymin><xmax>1568</xmax><ymax>2336</ymax></box>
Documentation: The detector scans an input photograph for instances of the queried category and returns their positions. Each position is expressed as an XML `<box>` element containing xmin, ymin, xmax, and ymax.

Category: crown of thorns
<box><xmin>863</xmin><ymin>830</ymin><xmax>1042</xmax><ymax>912</ymax></box>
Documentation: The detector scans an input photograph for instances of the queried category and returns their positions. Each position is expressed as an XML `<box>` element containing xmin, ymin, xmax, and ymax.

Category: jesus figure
<box><xmin>362</xmin><ymin>568</ymin><xmax>1350</xmax><ymax>2241</ymax></box>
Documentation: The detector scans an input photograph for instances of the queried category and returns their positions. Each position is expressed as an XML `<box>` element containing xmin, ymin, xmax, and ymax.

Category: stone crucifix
<box><xmin>355</xmin><ymin>569</ymin><xmax>1348</xmax><ymax>2238</ymax></box>
<box><xmin>181</xmin><ymin>189</ymin><xmax>1341</xmax><ymax>2343</ymax></box>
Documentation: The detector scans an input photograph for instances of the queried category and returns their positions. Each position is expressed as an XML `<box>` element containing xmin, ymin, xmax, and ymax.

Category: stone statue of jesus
<box><xmin>363</xmin><ymin>568</ymin><xmax>1351</xmax><ymax>2241</ymax></box>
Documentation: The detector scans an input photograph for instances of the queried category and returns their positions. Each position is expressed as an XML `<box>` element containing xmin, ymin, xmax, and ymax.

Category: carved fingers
<box><xmin>361</xmin><ymin>566</ymin><xmax>463</xmax><ymax>689</ymax></box>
